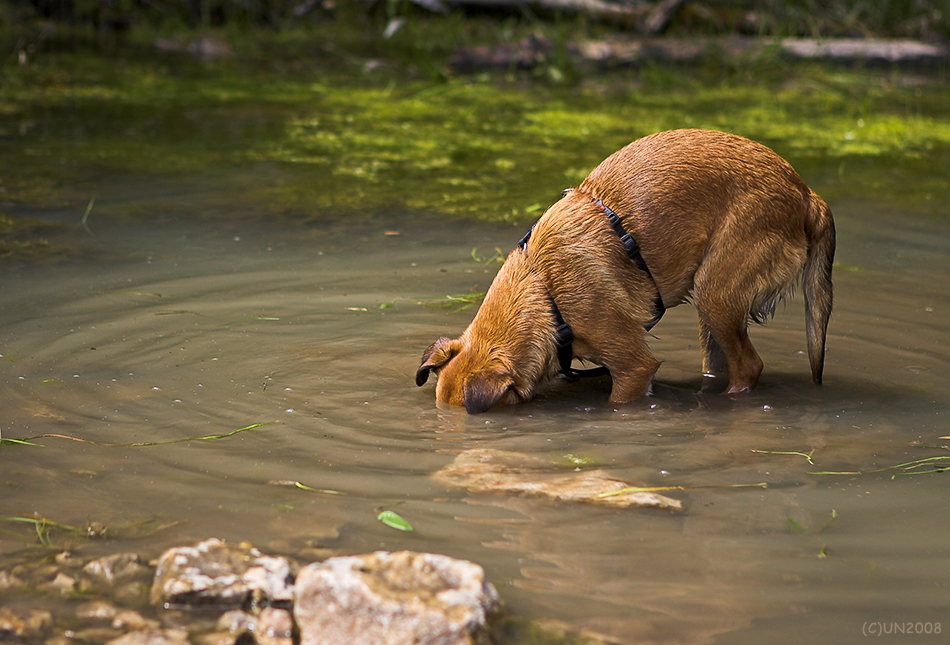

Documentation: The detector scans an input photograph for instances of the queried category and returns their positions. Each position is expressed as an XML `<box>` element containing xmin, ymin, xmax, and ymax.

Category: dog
<box><xmin>416</xmin><ymin>129</ymin><xmax>835</xmax><ymax>414</ymax></box>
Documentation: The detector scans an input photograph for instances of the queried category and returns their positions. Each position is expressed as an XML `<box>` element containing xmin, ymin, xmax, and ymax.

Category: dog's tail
<box><xmin>802</xmin><ymin>191</ymin><xmax>836</xmax><ymax>384</ymax></box>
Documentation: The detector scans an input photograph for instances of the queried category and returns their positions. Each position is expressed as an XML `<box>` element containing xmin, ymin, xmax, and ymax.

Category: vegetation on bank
<box><xmin>1</xmin><ymin>1</ymin><xmax>949</xmax><ymax>258</ymax></box>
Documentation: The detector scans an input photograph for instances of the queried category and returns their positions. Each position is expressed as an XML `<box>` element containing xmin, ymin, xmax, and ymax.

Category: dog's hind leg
<box><xmin>693</xmin><ymin>260</ymin><xmax>765</xmax><ymax>395</ymax></box>
<box><xmin>698</xmin><ymin>316</ymin><xmax>728</xmax><ymax>376</ymax></box>
<box><xmin>698</xmin><ymin>317</ymin><xmax>730</xmax><ymax>391</ymax></box>
<box><xmin>696</xmin><ymin>304</ymin><xmax>763</xmax><ymax>395</ymax></box>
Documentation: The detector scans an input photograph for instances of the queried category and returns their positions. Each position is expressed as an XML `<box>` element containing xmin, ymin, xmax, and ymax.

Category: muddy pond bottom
<box><xmin>2</xmin><ymin>202</ymin><xmax>949</xmax><ymax>644</ymax></box>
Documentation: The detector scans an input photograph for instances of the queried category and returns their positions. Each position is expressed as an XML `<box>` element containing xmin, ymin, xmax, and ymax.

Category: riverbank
<box><xmin>2</xmin><ymin>7</ymin><xmax>950</xmax><ymax>263</ymax></box>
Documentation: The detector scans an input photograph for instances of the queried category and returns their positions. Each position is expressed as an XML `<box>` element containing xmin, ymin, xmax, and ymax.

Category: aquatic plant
<box><xmin>2</xmin><ymin>50</ymin><xmax>949</xmax><ymax>228</ymax></box>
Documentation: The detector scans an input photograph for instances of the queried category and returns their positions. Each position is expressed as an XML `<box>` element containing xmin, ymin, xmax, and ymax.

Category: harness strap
<box><xmin>519</xmin><ymin>191</ymin><xmax>665</xmax><ymax>380</ymax></box>
<box><xmin>588</xmin><ymin>195</ymin><xmax>666</xmax><ymax>331</ymax></box>
<box><xmin>549</xmin><ymin>296</ymin><xmax>610</xmax><ymax>381</ymax></box>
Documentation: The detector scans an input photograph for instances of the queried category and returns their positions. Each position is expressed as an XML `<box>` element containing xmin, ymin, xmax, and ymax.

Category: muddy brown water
<box><xmin>2</xmin><ymin>193</ymin><xmax>949</xmax><ymax>643</ymax></box>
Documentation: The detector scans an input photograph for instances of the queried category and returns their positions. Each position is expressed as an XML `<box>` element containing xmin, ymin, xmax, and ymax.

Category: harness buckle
<box><xmin>555</xmin><ymin>322</ymin><xmax>574</xmax><ymax>346</ymax></box>
<box><xmin>619</xmin><ymin>233</ymin><xmax>640</xmax><ymax>258</ymax></box>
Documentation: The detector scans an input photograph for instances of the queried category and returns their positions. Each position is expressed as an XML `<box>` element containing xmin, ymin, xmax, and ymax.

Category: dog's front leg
<box><xmin>600</xmin><ymin>338</ymin><xmax>661</xmax><ymax>403</ymax></box>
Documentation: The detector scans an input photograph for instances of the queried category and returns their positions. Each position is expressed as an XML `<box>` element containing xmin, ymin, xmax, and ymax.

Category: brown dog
<box><xmin>416</xmin><ymin>129</ymin><xmax>835</xmax><ymax>413</ymax></box>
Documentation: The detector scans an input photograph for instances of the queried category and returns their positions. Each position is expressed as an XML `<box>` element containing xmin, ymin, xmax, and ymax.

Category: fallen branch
<box><xmin>442</xmin><ymin>0</ymin><xmax>649</xmax><ymax>26</ymax></box>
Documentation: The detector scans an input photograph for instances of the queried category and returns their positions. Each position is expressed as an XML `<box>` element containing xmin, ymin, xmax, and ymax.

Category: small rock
<box><xmin>0</xmin><ymin>607</ymin><xmax>51</xmax><ymax>638</ymax></box>
<box><xmin>0</xmin><ymin>569</ymin><xmax>26</xmax><ymax>591</ymax></box>
<box><xmin>113</xmin><ymin>581</ymin><xmax>150</xmax><ymax>605</ymax></box>
<box><xmin>106</xmin><ymin>629</ymin><xmax>188</xmax><ymax>645</ymax></box>
<box><xmin>45</xmin><ymin>572</ymin><xmax>77</xmax><ymax>593</ymax></box>
<box><xmin>112</xmin><ymin>610</ymin><xmax>160</xmax><ymax>631</ymax></box>
<box><xmin>215</xmin><ymin>610</ymin><xmax>255</xmax><ymax>634</ymax></box>
<box><xmin>256</xmin><ymin>608</ymin><xmax>293</xmax><ymax>645</ymax></box>
<box><xmin>71</xmin><ymin>627</ymin><xmax>124</xmax><ymax>642</ymax></box>
<box><xmin>106</xmin><ymin>628</ymin><xmax>190</xmax><ymax>645</ymax></box>
<box><xmin>211</xmin><ymin>607</ymin><xmax>290</xmax><ymax>645</ymax></box>
<box><xmin>0</xmin><ymin>608</ymin><xmax>26</xmax><ymax>638</ymax></box>
<box><xmin>28</xmin><ymin>610</ymin><xmax>53</xmax><ymax>634</ymax></box>
<box><xmin>76</xmin><ymin>600</ymin><xmax>120</xmax><ymax>621</ymax></box>
<box><xmin>84</xmin><ymin>553</ymin><xmax>151</xmax><ymax>586</ymax></box>
<box><xmin>433</xmin><ymin>449</ymin><xmax>683</xmax><ymax>510</ymax></box>
<box><xmin>45</xmin><ymin>636</ymin><xmax>74</xmax><ymax>645</ymax></box>
<box><xmin>34</xmin><ymin>563</ymin><xmax>61</xmax><ymax>579</ymax></box>
<box><xmin>55</xmin><ymin>551</ymin><xmax>80</xmax><ymax>566</ymax></box>
<box><xmin>150</xmin><ymin>539</ymin><xmax>293</xmax><ymax>609</ymax></box>
<box><xmin>194</xmin><ymin>632</ymin><xmax>243</xmax><ymax>645</ymax></box>
<box><xmin>294</xmin><ymin>551</ymin><xmax>502</xmax><ymax>645</ymax></box>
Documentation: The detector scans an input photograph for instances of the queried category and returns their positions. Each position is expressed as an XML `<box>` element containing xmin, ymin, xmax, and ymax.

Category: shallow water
<box><xmin>2</xmin><ymin>180</ymin><xmax>949</xmax><ymax>642</ymax></box>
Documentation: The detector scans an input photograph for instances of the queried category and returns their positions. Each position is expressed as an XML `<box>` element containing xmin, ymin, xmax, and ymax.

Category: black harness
<box><xmin>518</xmin><ymin>191</ymin><xmax>666</xmax><ymax>381</ymax></box>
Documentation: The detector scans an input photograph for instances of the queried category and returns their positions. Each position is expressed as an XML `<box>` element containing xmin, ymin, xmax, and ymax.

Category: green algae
<box><xmin>0</xmin><ymin>213</ymin><xmax>70</xmax><ymax>259</ymax></box>
<box><xmin>2</xmin><ymin>45</ymin><xmax>949</xmax><ymax>228</ymax></box>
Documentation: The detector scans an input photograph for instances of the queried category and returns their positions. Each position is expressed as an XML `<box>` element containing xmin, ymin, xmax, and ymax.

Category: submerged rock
<box><xmin>0</xmin><ymin>607</ymin><xmax>52</xmax><ymax>638</ymax></box>
<box><xmin>150</xmin><ymin>539</ymin><xmax>293</xmax><ymax>609</ymax></box>
<box><xmin>212</xmin><ymin>607</ymin><xmax>292</xmax><ymax>645</ymax></box>
<box><xmin>84</xmin><ymin>553</ymin><xmax>151</xmax><ymax>586</ymax></box>
<box><xmin>433</xmin><ymin>449</ymin><xmax>683</xmax><ymax>510</ymax></box>
<box><xmin>106</xmin><ymin>628</ymin><xmax>190</xmax><ymax>645</ymax></box>
<box><xmin>76</xmin><ymin>600</ymin><xmax>120</xmax><ymax>621</ymax></box>
<box><xmin>215</xmin><ymin>609</ymin><xmax>257</xmax><ymax>634</ymax></box>
<box><xmin>112</xmin><ymin>609</ymin><xmax>160</xmax><ymax>631</ymax></box>
<box><xmin>294</xmin><ymin>551</ymin><xmax>502</xmax><ymax>645</ymax></box>
<box><xmin>44</xmin><ymin>571</ymin><xmax>78</xmax><ymax>594</ymax></box>
<box><xmin>0</xmin><ymin>569</ymin><xmax>26</xmax><ymax>591</ymax></box>
<box><xmin>255</xmin><ymin>608</ymin><xmax>293</xmax><ymax>645</ymax></box>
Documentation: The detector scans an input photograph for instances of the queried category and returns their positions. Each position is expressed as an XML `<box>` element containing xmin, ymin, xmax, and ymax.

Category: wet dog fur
<box><xmin>416</xmin><ymin>129</ymin><xmax>836</xmax><ymax>414</ymax></box>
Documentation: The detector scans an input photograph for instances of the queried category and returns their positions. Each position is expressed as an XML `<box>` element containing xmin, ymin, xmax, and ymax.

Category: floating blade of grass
<box><xmin>117</xmin><ymin>290</ymin><xmax>166</xmax><ymax>297</ymax></box>
<box><xmin>751</xmin><ymin>448</ymin><xmax>815</xmax><ymax>465</ymax></box>
<box><xmin>2</xmin><ymin>516</ymin><xmax>74</xmax><ymax>531</ymax></box>
<box><xmin>786</xmin><ymin>509</ymin><xmax>836</xmax><ymax>535</ymax></box>
<box><xmin>377</xmin><ymin>510</ymin><xmax>413</xmax><ymax>532</ymax></box>
<box><xmin>809</xmin><ymin>455</ymin><xmax>950</xmax><ymax>477</ymax></box>
<box><xmin>1</xmin><ymin>513</ymin><xmax>176</xmax><ymax>543</ymax></box>
<box><xmin>819</xmin><ymin>509</ymin><xmax>838</xmax><ymax>532</ymax></box>
<box><xmin>80</xmin><ymin>198</ymin><xmax>95</xmax><ymax>235</ymax></box>
<box><xmin>422</xmin><ymin>292</ymin><xmax>487</xmax><ymax>312</ymax></box>
<box><xmin>222</xmin><ymin>315</ymin><xmax>280</xmax><ymax>326</ymax></box>
<box><xmin>598</xmin><ymin>482</ymin><xmax>767</xmax><ymax>499</ymax></box>
<box><xmin>115</xmin><ymin>518</ymin><xmax>183</xmax><ymax>539</ymax></box>
<box><xmin>786</xmin><ymin>516</ymin><xmax>806</xmax><ymax>532</ymax></box>
<box><xmin>0</xmin><ymin>437</ymin><xmax>44</xmax><ymax>447</ymax></box>
<box><xmin>293</xmin><ymin>481</ymin><xmax>345</xmax><ymax>495</ymax></box>
<box><xmin>910</xmin><ymin>440</ymin><xmax>949</xmax><ymax>450</ymax></box>
<box><xmin>7</xmin><ymin>421</ymin><xmax>277</xmax><ymax>448</ymax></box>
<box><xmin>471</xmin><ymin>247</ymin><xmax>504</xmax><ymax>264</ymax></box>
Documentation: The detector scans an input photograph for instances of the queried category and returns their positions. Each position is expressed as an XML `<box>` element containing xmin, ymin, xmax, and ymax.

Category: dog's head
<box><xmin>415</xmin><ymin>249</ymin><xmax>558</xmax><ymax>414</ymax></box>
<box><xmin>415</xmin><ymin>336</ymin><xmax>523</xmax><ymax>414</ymax></box>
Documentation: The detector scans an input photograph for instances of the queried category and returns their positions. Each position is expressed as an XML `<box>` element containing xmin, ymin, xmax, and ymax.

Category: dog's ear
<box><xmin>463</xmin><ymin>370</ymin><xmax>515</xmax><ymax>414</ymax></box>
<box><xmin>415</xmin><ymin>337</ymin><xmax>461</xmax><ymax>386</ymax></box>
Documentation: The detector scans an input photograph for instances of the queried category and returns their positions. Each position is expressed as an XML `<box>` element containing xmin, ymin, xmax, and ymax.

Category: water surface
<box><xmin>2</xmin><ymin>182</ymin><xmax>949</xmax><ymax>642</ymax></box>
